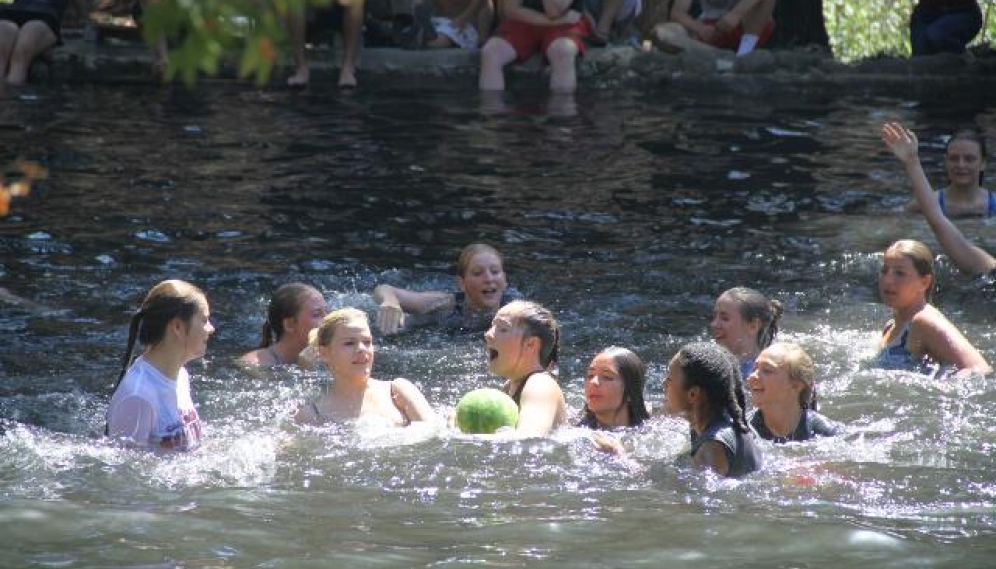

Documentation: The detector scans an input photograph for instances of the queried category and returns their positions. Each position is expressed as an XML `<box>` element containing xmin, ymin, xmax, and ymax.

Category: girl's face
<box><xmin>746</xmin><ymin>348</ymin><xmax>801</xmax><ymax>411</ymax></box>
<box><xmin>711</xmin><ymin>294</ymin><xmax>758</xmax><ymax>355</ymax></box>
<box><xmin>319</xmin><ymin>316</ymin><xmax>374</xmax><ymax>381</ymax></box>
<box><xmin>290</xmin><ymin>291</ymin><xmax>327</xmax><ymax>343</ymax></box>
<box><xmin>878</xmin><ymin>250</ymin><xmax>930</xmax><ymax>310</ymax></box>
<box><xmin>182</xmin><ymin>299</ymin><xmax>215</xmax><ymax>362</ymax></box>
<box><xmin>663</xmin><ymin>355</ymin><xmax>692</xmax><ymax>417</ymax></box>
<box><xmin>945</xmin><ymin>139</ymin><xmax>984</xmax><ymax>190</ymax></box>
<box><xmin>584</xmin><ymin>353</ymin><xmax>627</xmax><ymax>419</ymax></box>
<box><xmin>484</xmin><ymin>306</ymin><xmax>530</xmax><ymax>377</ymax></box>
<box><xmin>458</xmin><ymin>251</ymin><xmax>508</xmax><ymax>311</ymax></box>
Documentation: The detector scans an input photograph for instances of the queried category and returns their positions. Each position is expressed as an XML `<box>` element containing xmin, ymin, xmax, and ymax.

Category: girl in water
<box><xmin>295</xmin><ymin>308</ymin><xmax>435</xmax><ymax>425</ymax></box>
<box><xmin>484</xmin><ymin>300</ymin><xmax>567</xmax><ymax>437</ymax></box>
<box><xmin>663</xmin><ymin>342</ymin><xmax>763</xmax><ymax>478</ymax></box>
<box><xmin>711</xmin><ymin>287</ymin><xmax>783</xmax><ymax>379</ymax></box>
<box><xmin>875</xmin><ymin>239</ymin><xmax>990</xmax><ymax>377</ymax></box>
<box><xmin>882</xmin><ymin>122</ymin><xmax>996</xmax><ymax>276</ymax></box>
<box><xmin>902</xmin><ymin>127</ymin><xmax>992</xmax><ymax>218</ymax></box>
<box><xmin>373</xmin><ymin>243</ymin><xmax>520</xmax><ymax>335</ymax></box>
<box><xmin>106</xmin><ymin>279</ymin><xmax>214</xmax><ymax>451</ymax></box>
<box><xmin>747</xmin><ymin>342</ymin><xmax>840</xmax><ymax>443</ymax></box>
<box><xmin>578</xmin><ymin>347</ymin><xmax>651</xmax><ymax>429</ymax></box>
<box><xmin>239</xmin><ymin>283</ymin><xmax>326</xmax><ymax>368</ymax></box>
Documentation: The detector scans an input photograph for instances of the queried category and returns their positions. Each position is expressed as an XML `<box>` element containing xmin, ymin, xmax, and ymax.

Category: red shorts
<box><xmin>495</xmin><ymin>16</ymin><xmax>594</xmax><ymax>63</ymax></box>
<box><xmin>702</xmin><ymin>19</ymin><xmax>775</xmax><ymax>51</ymax></box>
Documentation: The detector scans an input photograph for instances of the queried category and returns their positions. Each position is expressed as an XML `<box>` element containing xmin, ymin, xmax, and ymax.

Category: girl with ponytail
<box><xmin>711</xmin><ymin>286</ymin><xmax>783</xmax><ymax>379</ymax></box>
<box><xmin>105</xmin><ymin>280</ymin><xmax>214</xmax><ymax>450</ymax></box>
<box><xmin>663</xmin><ymin>342</ymin><xmax>763</xmax><ymax>478</ymax></box>
<box><xmin>484</xmin><ymin>300</ymin><xmax>567</xmax><ymax>437</ymax></box>
<box><xmin>746</xmin><ymin>342</ymin><xmax>840</xmax><ymax>443</ymax></box>
<box><xmin>239</xmin><ymin>283</ymin><xmax>326</xmax><ymax>368</ymax></box>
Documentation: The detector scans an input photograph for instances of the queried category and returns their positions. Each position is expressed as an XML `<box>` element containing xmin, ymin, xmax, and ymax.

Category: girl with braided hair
<box><xmin>711</xmin><ymin>286</ymin><xmax>783</xmax><ymax>379</ymax></box>
<box><xmin>239</xmin><ymin>283</ymin><xmax>326</xmax><ymax>368</ymax></box>
<box><xmin>484</xmin><ymin>300</ymin><xmax>567</xmax><ymax>437</ymax></box>
<box><xmin>663</xmin><ymin>341</ymin><xmax>763</xmax><ymax>478</ymax></box>
<box><xmin>105</xmin><ymin>280</ymin><xmax>215</xmax><ymax>451</ymax></box>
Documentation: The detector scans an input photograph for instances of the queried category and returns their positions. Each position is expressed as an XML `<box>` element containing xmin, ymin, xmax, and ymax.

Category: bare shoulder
<box><xmin>521</xmin><ymin>372</ymin><xmax>563</xmax><ymax>398</ymax></box>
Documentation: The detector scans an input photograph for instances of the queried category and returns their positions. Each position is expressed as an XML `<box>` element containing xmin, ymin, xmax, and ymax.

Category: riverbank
<box><xmin>34</xmin><ymin>23</ymin><xmax>996</xmax><ymax>92</ymax></box>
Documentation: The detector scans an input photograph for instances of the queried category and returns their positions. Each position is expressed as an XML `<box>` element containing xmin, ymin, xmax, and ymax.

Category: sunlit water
<box><xmin>1</xmin><ymin>80</ymin><xmax>995</xmax><ymax>568</ymax></box>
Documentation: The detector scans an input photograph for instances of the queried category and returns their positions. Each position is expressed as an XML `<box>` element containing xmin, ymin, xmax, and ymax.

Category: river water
<box><xmin>1</xmin><ymin>79</ymin><xmax>995</xmax><ymax>568</ymax></box>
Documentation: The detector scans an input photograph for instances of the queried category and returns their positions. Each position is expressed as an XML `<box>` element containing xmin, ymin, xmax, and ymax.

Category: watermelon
<box><xmin>455</xmin><ymin>388</ymin><xmax>519</xmax><ymax>434</ymax></box>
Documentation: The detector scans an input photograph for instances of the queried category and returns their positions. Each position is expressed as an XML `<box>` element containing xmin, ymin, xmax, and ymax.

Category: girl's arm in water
<box><xmin>691</xmin><ymin>440</ymin><xmax>731</xmax><ymax>477</ymax></box>
<box><xmin>372</xmin><ymin>284</ymin><xmax>454</xmax><ymax>335</ymax></box>
<box><xmin>390</xmin><ymin>378</ymin><xmax>437</xmax><ymax>423</ymax></box>
<box><xmin>911</xmin><ymin>306</ymin><xmax>992</xmax><ymax>377</ymax></box>
<box><xmin>882</xmin><ymin>122</ymin><xmax>996</xmax><ymax>275</ymax></box>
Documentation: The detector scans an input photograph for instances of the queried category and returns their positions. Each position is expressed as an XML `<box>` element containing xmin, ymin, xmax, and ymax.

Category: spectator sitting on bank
<box><xmin>286</xmin><ymin>0</ymin><xmax>365</xmax><ymax>88</ymax></box>
<box><xmin>910</xmin><ymin>0</ymin><xmax>982</xmax><ymax>56</ymax></box>
<box><xmin>479</xmin><ymin>0</ymin><xmax>594</xmax><ymax>93</ymax></box>
<box><xmin>424</xmin><ymin>0</ymin><xmax>495</xmax><ymax>49</ymax></box>
<box><xmin>653</xmin><ymin>0</ymin><xmax>775</xmax><ymax>57</ymax></box>
<box><xmin>0</xmin><ymin>0</ymin><xmax>72</xmax><ymax>85</ymax></box>
<box><xmin>583</xmin><ymin>0</ymin><xmax>640</xmax><ymax>46</ymax></box>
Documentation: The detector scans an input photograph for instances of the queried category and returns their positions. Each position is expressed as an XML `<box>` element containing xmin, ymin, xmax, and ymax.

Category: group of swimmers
<box><xmin>104</xmin><ymin>121</ymin><xmax>993</xmax><ymax>478</ymax></box>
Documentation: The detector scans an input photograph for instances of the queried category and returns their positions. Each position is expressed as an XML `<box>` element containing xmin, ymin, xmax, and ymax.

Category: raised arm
<box><xmin>882</xmin><ymin>122</ymin><xmax>996</xmax><ymax>275</ymax></box>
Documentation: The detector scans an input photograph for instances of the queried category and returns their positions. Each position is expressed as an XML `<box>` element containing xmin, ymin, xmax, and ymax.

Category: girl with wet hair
<box><xmin>663</xmin><ymin>341</ymin><xmax>763</xmax><ymax>478</ymax></box>
<box><xmin>901</xmin><ymin>127</ymin><xmax>992</xmax><ymax>218</ymax></box>
<box><xmin>875</xmin><ymin>239</ymin><xmax>990</xmax><ymax>377</ymax></box>
<box><xmin>883</xmin><ymin>122</ymin><xmax>996</xmax><ymax>276</ymax></box>
<box><xmin>746</xmin><ymin>342</ymin><xmax>840</xmax><ymax>443</ymax></box>
<box><xmin>711</xmin><ymin>286</ymin><xmax>784</xmax><ymax>379</ymax></box>
<box><xmin>579</xmin><ymin>347</ymin><xmax>651</xmax><ymax>429</ymax></box>
<box><xmin>295</xmin><ymin>308</ymin><xmax>435</xmax><ymax>426</ymax></box>
<box><xmin>373</xmin><ymin>243</ymin><xmax>521</xmax><ymax>335</ymax></box>
<box><xmin>484</xmin><ymin>300</ymin><xmax>567</xmax><ymax>437</ymax></box>
<box><xmin>105</xmin><ymin>279</ymin><xmax>215</xmax><ymax>450</ymax></box>
<box><xmin>239</xmin><ymin>283</ymin><xmax>326</xmax><ymax>368</ymax></box>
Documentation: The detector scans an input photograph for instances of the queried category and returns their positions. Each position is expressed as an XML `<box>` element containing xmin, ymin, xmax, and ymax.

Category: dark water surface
<box><xmin>1</xmin><ymin>81</ymin><xmax>995</xmax><ymax>568</ymax></box>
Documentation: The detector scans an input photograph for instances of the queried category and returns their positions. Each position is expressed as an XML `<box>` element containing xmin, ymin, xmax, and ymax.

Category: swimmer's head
<box><xmin>756</xmin><ymin>342</ymin><xmax>818</xmax><ymax>411</ymax></box>
<box><xmin>262</xmin><ymin>283</ymin><xmax>325</xmax><ymax>347</ymax></box>
<box><xmin>310</xmin><ymin>307</ymin><xmax>369</xmax><ymax>348</ymax></box>
<box><xmin>946</xmin><ymin>129</ymin><xmax>986</xmax><ymax>186</ymax></box>
<box><xmin>713</xmin><ymin>287</ymin><xmax>783</xmax><ymax>355</ymax></box>
<box><xmin>456</xmin><ymin>243</ymin><xmax>508</xmax><ymax>311</ymax></box>
<box><xmin>883</xmin><ymin>239</ymin><xmax>935</xmax><ymax>302</ymax></box>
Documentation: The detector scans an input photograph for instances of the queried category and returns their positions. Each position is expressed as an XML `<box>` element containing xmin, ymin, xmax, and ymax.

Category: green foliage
<box><xmin>142</xmin><ymin>0</ymin><xmax>331</xmax><ymax>85</ymax></box>
<box><xmin>825</xmin><ymin>0</ymin><xmax>996</xmax><ymax>61</ymax></box>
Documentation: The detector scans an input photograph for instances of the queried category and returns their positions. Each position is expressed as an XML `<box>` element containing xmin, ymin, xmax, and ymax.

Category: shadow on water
<box><xmin>1</xmin><ymin>80</ymin><xmax>995</xmax><ymax>567</ymax></box>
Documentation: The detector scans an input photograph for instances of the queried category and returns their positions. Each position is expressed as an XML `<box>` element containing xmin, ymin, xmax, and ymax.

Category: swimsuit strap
<box><xmin>509</xmin><ymin>370</ymin><xmax>545</xmax><ymax>405</ymax></box>
<box><xmin>311</xmin><ymin>401</ymin><xmax>322</xmax><ymax>419</ymax></box>
<box><xmin>268</xmin><ymin>345</ymin><xmax>288</xmax><ymax>365</ymax></box>
<box><xmin>937</xmin><ymin>189</ymin><xmax>947</xmax><ymax>216</ymax></box>
<box><xmin>988</xmin><ymin>190</ymin><xmax>996</xmax><ymax>216</ymax></box>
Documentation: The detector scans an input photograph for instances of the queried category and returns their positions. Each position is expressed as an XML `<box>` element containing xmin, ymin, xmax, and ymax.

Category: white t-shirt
<box><xmin>106</xmin><ymin>356</ymin><xmax>203</xmax><ymax>450</ymax></box>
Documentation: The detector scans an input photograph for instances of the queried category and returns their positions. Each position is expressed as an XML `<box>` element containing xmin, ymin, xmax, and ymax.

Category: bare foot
<box><xmin>287</xmin><ymin>67</ymin><xmax>309</xmax><ymax>89</ymax></box>
<box><xmin>338</xmin><ymin>67</ymin><xmax>357</xmax><ymax>88</ymax></box>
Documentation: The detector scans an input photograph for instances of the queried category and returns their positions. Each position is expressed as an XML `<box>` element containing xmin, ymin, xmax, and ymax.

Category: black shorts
<box><xmin>0</xmin><ymin>0</ymin><xmax>68</xmax><ymax>43</ymax></box>
<box><xmin>305</xmin><ymin>3</ymin><xmax>345</xmax><ymax>43</ymax></box>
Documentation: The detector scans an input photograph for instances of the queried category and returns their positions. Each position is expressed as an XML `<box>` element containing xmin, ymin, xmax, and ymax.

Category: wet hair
<box><xmin>259</xmin><ymin>283</ymin><xmax>321</xmax><ymax>348</ymax></box>
<box><xmin>886</xmin><ymin>239</ymin><xmax>936</xmax><ymax>302</ymax></box>
<box><xmin>504</xmin><ymin>300</ymin><xmax>560</xmax><ymax>370</ymax></box>
<box><xmin>455</xmin><ymin>243</ymin><xmax>504</xmax><ymax>278</ymax></box>
<box><xmin>764</xmin><ymin>342</ymin><xmax>819</xmax><ymax>411</ymax></box>
<box><xmin>111</xmin><ymin>279</ymin><xmax>207</xmax><ymax>392</ymax></box>
<box><xmin>579</xmin><ymin>346</ymin><xmax>651</xmax><ymax>429</ymax></box>
<box><xmin>310</xmin><ymin>307</ymin><xmax>369</xmax><ymax>348</ymax></box>
<box><xmin>720</xmin><ymin>287</ymin><xmax>783</xmax><ymax>351</ymax></box>
<box><xmin>672</xmin><ymin>342</ymin><xmax>749</xmax><ymax>434</ymax></box>
<box><xmin>946</xmin><ymin>129</ymin><xmax>987</xmax><ymax>185</ymax></box>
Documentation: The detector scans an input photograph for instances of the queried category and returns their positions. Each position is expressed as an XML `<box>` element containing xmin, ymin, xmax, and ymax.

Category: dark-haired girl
<box><xmin>901</xmin><ymin>127</ymin><xmax>991</xmax><ymax>218</ymax></box>
<box><xmin>239</xmin><ymin>283</ymin><xmax>326</xmax><ymax>368</ymax></box>
<box><xmin>484</xmin><ymin>300</ymin><xmax>567</xmax><ymax>437</ymax></box>
<box><xmin>106</xmin><ymin>280</ymin><xmax>214</xmax><ymax>451</ymax></box>
<box><xmin>747</xmin><ymin>343</ymin><xmax>840</xmax><ymax>443</ymax></box>
<box><xmin>711</xmin><ymin>286</ymin><xmax>783</xmax><ymax>379</ymax></box>
<box><xmin>664</xmin><ymin>342</ymin><xmax>763</xmax><ymax>478</ymax></box>
<box><xmin>579</xmin><ymin>347</ymin><xmax>650</xmax><ymax>429</ymax></box>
